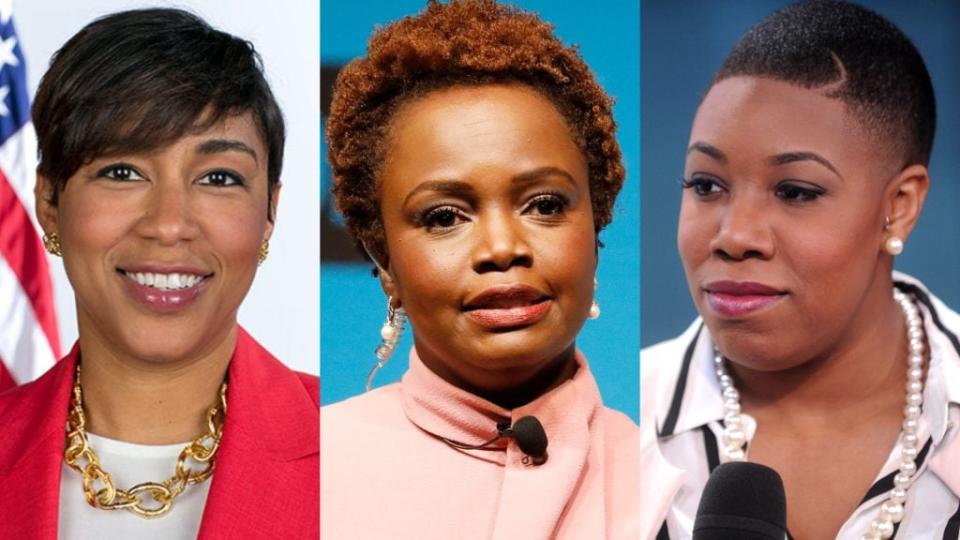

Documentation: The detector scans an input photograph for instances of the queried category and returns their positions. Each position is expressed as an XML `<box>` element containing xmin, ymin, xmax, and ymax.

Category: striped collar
<box><xmin>652</xmin><ymin>272</ymin><xmax>960</xmax><ymax>497</ymax></box>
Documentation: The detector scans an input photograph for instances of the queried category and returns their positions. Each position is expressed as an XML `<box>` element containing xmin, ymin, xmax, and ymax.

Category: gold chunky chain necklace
<box><xmin>63</xmin><ymin>364</ymin><xmax>228</xmax><ymax>519</ymax></box>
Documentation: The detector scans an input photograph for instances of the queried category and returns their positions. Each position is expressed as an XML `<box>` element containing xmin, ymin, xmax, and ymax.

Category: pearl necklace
<box><xmin>714</xmin><ymin>288</ymin><xmax>925</xmax><ymax>540</ymax></box>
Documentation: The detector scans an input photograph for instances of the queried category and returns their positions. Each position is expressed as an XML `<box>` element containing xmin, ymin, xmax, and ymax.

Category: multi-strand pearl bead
<box><xmin>713</xmin><ymin>288</ymin><xmax>925</xmax><ymax>540</ymax></box>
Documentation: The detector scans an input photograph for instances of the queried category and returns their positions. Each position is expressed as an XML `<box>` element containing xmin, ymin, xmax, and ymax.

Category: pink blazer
<box><xmin>0</xmin><ymin>327</ymin><xmax>318</xmax><ymax>539</ymax></box>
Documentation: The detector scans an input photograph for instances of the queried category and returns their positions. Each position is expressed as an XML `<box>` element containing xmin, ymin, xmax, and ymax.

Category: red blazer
<box><xmin>0</xmin><ymin>327</ymin><xmax>319</xmax><ymax>539</ymax></box>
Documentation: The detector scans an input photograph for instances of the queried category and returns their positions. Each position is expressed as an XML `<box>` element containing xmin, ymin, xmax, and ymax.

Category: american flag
<box><xmin>0</xmin><ymin>2</ymin><xmax>59</xmax><ymax>392</ymax></box>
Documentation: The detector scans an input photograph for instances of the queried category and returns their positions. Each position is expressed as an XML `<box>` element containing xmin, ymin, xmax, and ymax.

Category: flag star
<box><xmin>0</xmin><ymin>86</ymin><xmax>10</xmax><ymax>116</ymax></box>
<box><xmin>0</xmin><ymin>35</ymin><xmax>17</xmax><ymax>70</ymax></box>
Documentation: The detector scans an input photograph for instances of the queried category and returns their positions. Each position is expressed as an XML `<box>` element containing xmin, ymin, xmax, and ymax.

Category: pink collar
<box><xmin>400</xmin><ymin>349</ymin><xmax>601</xmax><ymax>464</ymax></box>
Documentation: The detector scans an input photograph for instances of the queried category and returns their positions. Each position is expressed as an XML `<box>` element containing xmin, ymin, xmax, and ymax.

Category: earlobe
<box><xmin>379</xmin><ymin>269</ymin><xmax>401</xmax><ymax>309</ymax></box>
<box><xmin>884</xmin><ymin>164</ymin><xmax>929</xmax><ymax>244</ymax></box>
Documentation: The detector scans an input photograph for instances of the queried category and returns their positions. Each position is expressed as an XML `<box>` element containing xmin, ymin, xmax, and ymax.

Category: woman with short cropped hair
<box><xmin>0</xmin><ymin>9</ymin><xmax>317</xmax><ymax>539</ymax></box>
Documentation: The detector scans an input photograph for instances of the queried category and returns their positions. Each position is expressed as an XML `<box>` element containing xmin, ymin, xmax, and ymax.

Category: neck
<box><xmin>76</xmin><ymin>322</ymin><xmax>235</xmax><ymax>445</ymax></box>
<box><xmin>733</xmin><ymin>279</ymin><xmax>909</xmax><ymax>424</ymax></box>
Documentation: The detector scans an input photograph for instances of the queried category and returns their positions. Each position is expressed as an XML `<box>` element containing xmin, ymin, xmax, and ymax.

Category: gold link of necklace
<box><xmin>63</xmin><ymin>364</ymin><xmax>227</xmax><ymax>519</ymax></box>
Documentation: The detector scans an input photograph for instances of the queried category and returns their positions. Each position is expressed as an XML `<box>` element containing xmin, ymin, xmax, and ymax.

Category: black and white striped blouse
<box><xmin>641</xmin><ymin>274</ymin><xmax>960</xmax><ymax>539</ymax></box>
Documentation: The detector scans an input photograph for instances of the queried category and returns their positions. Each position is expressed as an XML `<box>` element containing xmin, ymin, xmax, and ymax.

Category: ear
<box><xmin>378</xmin><ymin>263</ymin><xmax>401</xmax><ymax>309</ymax></box>
<box><xmin>264</xmin><ymin>183</ymin><xmax>281</xmax><ymax>241</ymax></box>
<box><xmin>883</xmin><ymin>164</ymin><xmax>929</xmax><ymax>244</ymax></box>
<box><xmin>34</xmin><ymin>171</ymin><xmax>59</xmax><ymax>235</ymax></box>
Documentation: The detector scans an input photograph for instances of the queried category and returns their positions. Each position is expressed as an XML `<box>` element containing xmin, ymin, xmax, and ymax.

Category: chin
<box><xmin>467</xmin><ymin>329</ymin><xmax>575</xmax><ymax>368</ymax></box>
<box><xmin>711</xmin><ymin>328</ymin><xmax>803</xmax><ymax>373</ymax></box>
<box><xmin>114</xmin><ymin>321</ymin><xmax>228</xmax><ymax>363</ymax></box>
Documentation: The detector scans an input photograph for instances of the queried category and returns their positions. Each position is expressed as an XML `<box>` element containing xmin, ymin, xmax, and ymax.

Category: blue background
<box><xmin>641</xmin><ymin>0</ymin><xmax>960</xmax><ymax>347</ymax></box>
<box><xmin>321</xmin><ymin>1</ymin><xmax>640</xmax><ymax>421</ymax></box>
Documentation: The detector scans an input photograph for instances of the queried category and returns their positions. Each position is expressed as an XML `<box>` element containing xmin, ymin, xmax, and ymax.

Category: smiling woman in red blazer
<box><xmin>0</xmin><ymin>9</ymin><xmax>317</xmax><ymax>539</ymax></box>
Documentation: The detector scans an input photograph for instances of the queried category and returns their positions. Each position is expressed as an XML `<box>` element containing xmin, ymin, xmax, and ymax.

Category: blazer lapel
<box><xmin>198</xmin><ymin>327</ymin><xmax>318</xmax><ymax>539</ymax></box>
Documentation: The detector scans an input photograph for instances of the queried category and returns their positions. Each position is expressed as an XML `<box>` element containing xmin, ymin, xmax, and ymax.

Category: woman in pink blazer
<box><xmin>0</xmin><ymin>9</ymin><xmax>317</xmax><ymax>539</ymax></box>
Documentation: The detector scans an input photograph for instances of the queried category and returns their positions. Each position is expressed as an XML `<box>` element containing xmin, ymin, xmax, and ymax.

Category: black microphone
<box><xmin>510</xmin><ymin>416</ymin><xmax>548</xmax><ymax>464</ymax></box>
<box><xmin>441</xmin><ymin>415</ymin><xmax>548</xmax><ymax>464</ymax></box>
<box><xmin>693</xmin><ymin>462</ymin><xmax>787</xmax><ymax>540</ymax></box>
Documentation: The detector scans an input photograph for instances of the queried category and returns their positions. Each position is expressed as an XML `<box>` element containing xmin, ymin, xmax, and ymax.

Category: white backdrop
<box><xmin>16</xmin><ymin>1</ymin><xmax>319</xmax><ymax>375</ymax></box>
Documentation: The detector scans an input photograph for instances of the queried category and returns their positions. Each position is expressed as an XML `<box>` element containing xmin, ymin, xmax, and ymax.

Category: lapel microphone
<box><xmin>441</xmin><ymin>415</ymin><xmax>548</xmax><ymax>465</ymax></box>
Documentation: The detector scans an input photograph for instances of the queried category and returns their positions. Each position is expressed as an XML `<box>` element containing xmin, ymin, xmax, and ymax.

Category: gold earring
<box><xmin>885</xmin><ymin>236</ymin><xmax>904</xmax><ymax>256</ymax></box>
<box><xmin>257</xmin><ymin>240</ymin><xmax>269</xmax><ymax>266</ymax></box>
<box><xmin>43</xmin><ymin>232</ymin><xmax>62</xmax><ymax>257</ymax></box>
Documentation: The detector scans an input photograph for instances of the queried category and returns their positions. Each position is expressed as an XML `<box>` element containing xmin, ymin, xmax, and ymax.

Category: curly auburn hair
<box><xmin>327</xmin><ymin>0</ymin><xmax>625</xmax><ymax>264</ymax></box>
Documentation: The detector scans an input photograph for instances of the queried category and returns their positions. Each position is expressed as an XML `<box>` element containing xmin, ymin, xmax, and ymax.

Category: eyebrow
<box><xmin>688</xmin><ymin>142</ymin><xmax>841</xmax><ymax>176</ymax></box>
<box><xmin>512</xmin><ymin>166</ymin><xmax>578</xmax><ymax>189</ymax></box>
<box><xmin>687</xmin><ymin>141</ymin><xmax>726</xmax><ymax>163</ymax></box>
<box><xmin>403</xmin><ymin>180</ymin><xmax>475</xmax><ymax>206</ymax></box>
<box><xmin>768</xmin><ymin>151</ymin><xmax>840</xmax><ymax>175</ymax></box>
<box><xmin>402</xmin><ymin>166</ymin><xmax>578</xmax><ymax>205</ymax></box>
<box><xmin>195</xmin><ymin>139</ymin><xmax>259</xmax><ymax>163</ymax></box>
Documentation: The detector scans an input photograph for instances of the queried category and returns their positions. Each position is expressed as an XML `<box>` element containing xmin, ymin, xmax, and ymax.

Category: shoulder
<box><xmin>593</xmin><ymin>405</ymin><xmax>640</xmax><ymax>450</ymax></box>
<box><xmin>0</xmin><ymin>358</ymin><xmax>73</xmax><ymax>469</ymax></box>
<box><xmin>321</xmin><ymin>384</ymin><xmax>409</xmax><ymax>469</ymax></box>
<box><xmin>641</xmin><ymin>318</ymin><xmax>704</xmax><ymax>386</ymax></box>
<box><xmin>0</xmin><ymin>357</ymin><xmax>70</xmax><ymax>420</ymax></box>
<box><xmin>0</xmin><ymin>379</ymin><xmax>33</xmax><ymax>422</ymax></box>
<box><xmin>234</xmin><ymin>326</ymin><xmax>319</xmax><ymax>408</ymax></box>
<box><xmin>322</xmin><ymin>384</ymin><xmax>405</xmax><ymax>428</ymax></box>
<box><xmin>895</xmin><ymin>272</ymin><xmax>960</xmax><ymax>330</ymax></box>
<box><xmin>295</xmin><ymin>372</ymin><xmax>319</xmax><ymax>409</ymax></box>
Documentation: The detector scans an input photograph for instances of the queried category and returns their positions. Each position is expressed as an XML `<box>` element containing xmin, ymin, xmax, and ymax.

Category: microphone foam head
<box><xmin>512</xmin><ymin>415</ymin><xmax>548</xmax><ymax>459</ymax></box>
<box><xmin>693</xmin><ymin>462</ymin><xmax>786</xmax><ymax>540</ymax></box>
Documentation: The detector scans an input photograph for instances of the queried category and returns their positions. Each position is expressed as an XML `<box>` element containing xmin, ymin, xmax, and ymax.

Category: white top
<box><xmin>58</xmin><ymin>433</ymin><xmax>211</xmax><ymax>540</ymax></box>
<box><xmin>642</xmin><ymin>273</ymin><xmax>960</xmax><ymax>539</ymax></box>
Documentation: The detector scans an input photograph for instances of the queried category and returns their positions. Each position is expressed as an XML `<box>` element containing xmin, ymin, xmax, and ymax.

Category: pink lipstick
<box><xmin>703</xmin><ymin>280</ymin><xmax>786</xmax><ymax>318</ymax></box>
<box><xmin>117</xmin><ymin>265</ymin><xmax>213</xmax><ymax>314</ymax></box>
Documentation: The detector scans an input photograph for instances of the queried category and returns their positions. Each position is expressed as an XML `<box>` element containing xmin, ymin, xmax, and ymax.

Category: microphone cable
<box><xmin>440</xmin><ymin>416</ymin><xmax>548</xmax><ymax>465</ymax></box>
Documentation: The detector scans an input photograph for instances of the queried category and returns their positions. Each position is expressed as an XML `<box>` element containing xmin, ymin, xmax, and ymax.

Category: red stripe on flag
<box><xmin>0</xmin><ymin>169</ymin><xmax>60</xmax><ymax>358</ymax></box>
<box><xmin>0</xmin><ymin>353</ymin><xmax>15</xmax><ymax>393</ymax></box>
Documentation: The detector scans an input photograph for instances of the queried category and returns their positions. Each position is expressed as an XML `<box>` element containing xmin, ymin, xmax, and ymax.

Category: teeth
<box><xmin>126</xmin><ymin>271</ymin><xmax>204</xmax><ymax>291</ymax></box>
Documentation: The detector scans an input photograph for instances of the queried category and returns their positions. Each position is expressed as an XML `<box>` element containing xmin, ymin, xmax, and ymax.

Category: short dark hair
<box><xmin>33</xmin><ymin>8</ymin><xmax>285</xmax><ymax>219</ymax></box>
<box><xmin>327</xmin><ymin>0</ymin><xmax>625</xmax><ymax>264</ymax></box>
<box><xmin>713</xmin><ymin>0</ymin><xmax>935</xmax><ymax>167</ymax></box>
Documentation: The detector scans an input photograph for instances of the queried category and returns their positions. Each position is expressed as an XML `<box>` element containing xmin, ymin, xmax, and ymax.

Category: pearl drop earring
<box><xmin>883</xmin><ymin>216</ymin><xmax>904</xmax><ymax>256</ymax></box>
<box><xmin>885</xmin><ymin>236</ymin><xmax>904</xmax><ymax>256</ymax></box>
<box><xmin>588</xmin><ymin>278</ymin><xmax>600</xmax><ymax>320</ymax></box>
<box><xmin>366</xmin><ymin>296</ymin><xmax>406</xmax><ymax>391</ymax></box>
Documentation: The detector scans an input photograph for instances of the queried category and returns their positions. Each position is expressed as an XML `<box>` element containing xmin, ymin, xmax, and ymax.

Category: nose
<box><xmin>135</xmin><ymin>180</ymin><xmax>200</xmax><ymax>246</ymax></box>
<box><xmin>708</xmin><ymin>194</ymin><xmax>774</xmax><ymax>261</ymax></box>
<box><xmin>471</xmin><ymin>208</ymin><xmax>532</xmax><ymax>273</ymax></box>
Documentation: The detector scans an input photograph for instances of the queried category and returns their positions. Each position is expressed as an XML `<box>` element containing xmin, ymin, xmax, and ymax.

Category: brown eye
<box><xmin>775</xmin><ymin>182</ymin><xmax>824</xmax><ymax>202</ymax></box>
<box><xmin>199</xmin><ymin>170</ymin><xmax>245</xmax><ymax>187</ymax></box>
<box><xmin>530</xmin><ymin>195</ymin><xmax>567</xmax><ymax>216</ymax></box>
<box><xmin>421</xmin><ymin>206</ymin><xmax>466</xmax><ymax>230</ymax></box>
<box><xmin>526</xmin><ymin>194</ymin><xmax>569</xmax><ymax>216</ymax></box>
<box><xmin>97</xmin><ymin>164</ymin><xmax>144</xmax><ymax>181</ymax></box>
<box><xmin>680</xmin><ymin>176</ymin><xmax>724</xmax><ymax>197</ymax></box>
